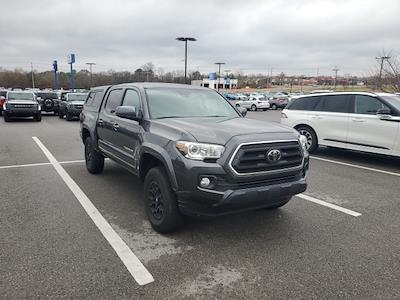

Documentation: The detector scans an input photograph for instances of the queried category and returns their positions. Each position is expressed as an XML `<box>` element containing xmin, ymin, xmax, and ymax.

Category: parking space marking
<box><xmin>32</xmin><ymin>137</ymin><xmax>154</xmax><ymax>286</ymax></box>
<box><xmin>311</xmin><ymin>156</ymin><xmax>400</xmax><ymax>177</ymax></box>
<box><xmin>298</xmin><ymin>193</ymin><xmax>362</xmax><ymax>217</ymax></box>
<box><xmin>0</xmin><ymin>162</ymin><xmax>51</xmax><ymax>169</ymax></box>
<box><xmin>59</xmin><ymin>159</ymin><xmax>85</xmax><ymax>165</ymax></box>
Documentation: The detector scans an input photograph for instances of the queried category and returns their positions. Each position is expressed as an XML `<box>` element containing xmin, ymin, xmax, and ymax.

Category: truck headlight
<box><xmin>299</xmin><ymin>135</ymin><xmax>309</xmax><ymax>156</ymax></box>
<box><xmin>176</xmin><ymin>141</ymin><xmax>225</xmax><ymax>160</ymax></box>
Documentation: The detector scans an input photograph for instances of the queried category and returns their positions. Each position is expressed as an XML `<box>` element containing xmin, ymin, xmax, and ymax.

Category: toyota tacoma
<box><xmin>80</xmin><ymin>83</ymin><xmax>309</xmax><ymax>233</ymax></box>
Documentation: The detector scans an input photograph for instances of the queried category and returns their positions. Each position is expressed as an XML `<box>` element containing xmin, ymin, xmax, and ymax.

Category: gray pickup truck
<box><xmin>3</xmin><ymin>91</ymin><xmax>41</xmax><ymax>122</ymax></box>
<box><xmin>80</xmin><ymin>83</ymin><xmax>309</xmax><ymax>233</ymax></box>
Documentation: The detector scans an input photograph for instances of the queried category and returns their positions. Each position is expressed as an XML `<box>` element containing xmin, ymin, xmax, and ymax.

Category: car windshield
<box><xmin>8</xmin><ymin>92</ymin><xmax>34</xmax><ymax>100</ymax></box>
<box><xmin>146</xmin><ymin>88</ymin><xmax>240</xmax><ymax>119</ymax></box>
<box><xmin>381</xmin><ymin>95</ymin><xmax>400</xmax><ymax>111</ymax></box>
<box><xmin>67</xmin><ymin>94</ymin><xmax>87</xmax><ymax>101</ymax></box>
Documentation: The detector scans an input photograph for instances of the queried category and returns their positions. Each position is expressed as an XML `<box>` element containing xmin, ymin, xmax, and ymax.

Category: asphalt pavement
<box><xmin>1</xmin><ymin>111</ymin><xmax>400</xmax><ymax>299</ymax></box>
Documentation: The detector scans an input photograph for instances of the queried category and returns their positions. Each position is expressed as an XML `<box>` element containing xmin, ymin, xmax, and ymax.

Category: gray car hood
<box><xmin>155</xmin><ymin>117</ymin><xmax>296</xmax><ymax>145</ymax></box>
<box><xmin>68</xmin><ymin>101</ymin><xmax>85</xmax><ymax>105</ymax></box>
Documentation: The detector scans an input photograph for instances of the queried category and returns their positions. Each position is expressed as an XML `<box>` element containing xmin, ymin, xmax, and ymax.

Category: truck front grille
<box><xmin>73</xmin><ymin>105</ymin><xmax>83</xmax><ymax>109</ymax></box>
<box><xmin>229</xmin><ymin>140</ymin><xmax>303</xmax><ymax>175</ymax></box>
<box><xmin>12</xmin><ymin>104</ymin><xmax>35</xmax><ymax>108</ymax></box>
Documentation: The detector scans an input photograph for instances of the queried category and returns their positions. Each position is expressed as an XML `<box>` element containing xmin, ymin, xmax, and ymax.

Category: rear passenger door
<box><xmin>97</xmin><ymin>88</ymin><xmax>124</xmax><ymax>156</ymax></box>
<box><xmin>312</xmin><ymin>94</ymin><xmax>352</xmax><ymax>147</ymax></box>
<box><xmin>112</xmin><ymin>88</ymin><xmax>144</xmax><ymax>171</ymax></box>
<box><xmin>347</xmin><ymin>95</ymin><xmax>398</xmax><ymax>154</ymax></box>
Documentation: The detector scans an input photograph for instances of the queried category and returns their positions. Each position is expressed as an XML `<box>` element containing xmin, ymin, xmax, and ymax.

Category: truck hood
<box><xmin>68</xmin><ymin>100</ymin><xmax>85</xmax><ymax>105</ymax></box>
<box><xmin>155</xmin><ymin>117</ymin><xmax>296</xmax><ymax>144</ymax></box>
<box><xmin>7</xmin><ymin>100</ymin><xmax>37</xmax><ymax>105</ymax></box>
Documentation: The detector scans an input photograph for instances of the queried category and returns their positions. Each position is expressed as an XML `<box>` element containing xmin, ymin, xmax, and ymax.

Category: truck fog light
<box><xmin>199</xmin><ymin>177</ymin><xmax>211</xmax><ymax>188</ymax></box>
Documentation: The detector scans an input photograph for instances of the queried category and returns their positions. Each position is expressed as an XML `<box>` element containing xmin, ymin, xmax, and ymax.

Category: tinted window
<box><xmin>355</xmin><ymin>95</ymin><xmax>386</xmax><ymax>115</ymax></box>
<box><xmin>92</xmin><ymin>90</ymin><xmax>105</xmax><ymax>108</ymax></box>
<box><xmin>105</xmin><ymin>89</ymin><xmax>123</xmax><ymax>114</ymax></box>
<box><xmin>85</xmin><ymin>92</ymin><xmax>96</xmax><ymax>105</ymax></box>
<box><xmin>317</xmin><ymin>95</ymin><xmax>351</xmax><ymax>113</ymax></box>
<box><xmin>289</xmin><ymin>96</ymin><xmax>321</xmax><ymax>111</ymax></box>
<box><xmin>123</xmin><ymin>89</ymin><xmax>140</xmax><ymax>107</ymax></box>
<box><xmin>380</xmin><ymin>95</ymin><xmax>400</xmax><ymax>112</ymax></box>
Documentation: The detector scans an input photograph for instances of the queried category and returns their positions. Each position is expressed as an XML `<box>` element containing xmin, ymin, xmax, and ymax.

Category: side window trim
<box><xmin>104</xmin><ymin>88</ymin><xmax>124</xmax><ymax>116</ymax></box>
<box><xmin>122</xmin><ymin>88</ymin><xmax>142</xmax><ymax>108</ymax></box>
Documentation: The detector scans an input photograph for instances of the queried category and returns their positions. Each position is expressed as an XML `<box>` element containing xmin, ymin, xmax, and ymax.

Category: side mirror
<box><xmin>238</xmin><ymin>107</ymin><xmax>247</xmax><ymax>117</ymax></box>
<box><xmin>36</xmin><ymin>96</ymin><xmax>42</xmax><ymax>101</ymax></box>
<box><xmin>116</xmin><ymin>106</ymin><xmax>142</xmax><ymax>121</ymax></box>
<box><xmin>376</xmin><ymin>108</ymin><xmax>391</xmax><ymax>115</ymax></box>
<box><xmin>0</xmin><ymin>96</ymin><xmax>5</xmax><ymax>101</ymax></box>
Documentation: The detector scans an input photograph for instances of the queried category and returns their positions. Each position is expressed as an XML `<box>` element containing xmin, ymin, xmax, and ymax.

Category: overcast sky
<box><xmin>0</xmin><ymin>0</ymin><xmax>399</xmax><ymax>76</ymax></box>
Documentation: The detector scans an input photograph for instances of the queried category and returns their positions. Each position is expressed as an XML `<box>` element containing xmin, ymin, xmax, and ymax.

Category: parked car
<box><xmin>281</xmin><ymin>92</ymin><xmax>400</xmax><ymax>156</ymax></box>
<box><xmin>59</xmin><ymin>93</ymin><xmax>88</xmax><ymax>121</ymax></box>
<box><xmin>35</xmin><ymin>91</ymin><xmax>59</xmax><ymax>114</ymax></box>
<box><xmin>2</xmin><ymin>91</ymin><xmax>41</xmax><ymax>122</ymax></box>
<box><xmin>235</xmin><ymin>93</ymin><xmax>248</xmax><ymax>100</ymax></box>
<box><xmin>269</xmin><ymin>94</ymin><xmax>289</xmax><ymax>110</ymax></box>
<box><xmin>80</xmin><ymin>83</ymin><xmax>309</xmax><ymax>233</ymax></box>
<box><xmin>223</xmin><ymin>93</ymin><xmax>238</xmax><ymax>100</ymax></box>
<box><xmin>235</xmin><ymin>95</ymin><xmax>270</xmax><ymax>111</ymax></box>
<box><xmin>0</xmin><ymin>90</ymin><xmax>7</xmax><ymax>116</ymax></box>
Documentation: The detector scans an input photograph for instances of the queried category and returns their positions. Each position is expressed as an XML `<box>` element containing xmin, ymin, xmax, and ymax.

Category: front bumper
<box><xmin>4</xmin><ymin>109</ymin><xmax>40</xmax><ymax>117</ymax></box>
<box><xmin>67</xmin><ymin>107</ymin><xmax>83</xmax><ymax>116</ymax></box>
<box><xmin>174</xmin><ymin>153</ymin><xmax>309</xmax><ymax>217</ymax></box>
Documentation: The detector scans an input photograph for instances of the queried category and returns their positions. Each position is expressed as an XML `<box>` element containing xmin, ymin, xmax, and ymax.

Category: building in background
<box><xmin>192</xmin><ymin>73</ymin><xmax>238</xmax><ymax>89</ymax></box>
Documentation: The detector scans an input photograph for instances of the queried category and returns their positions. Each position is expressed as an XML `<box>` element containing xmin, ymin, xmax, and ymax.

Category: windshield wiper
<box><xmin>155</xmin><ymin>116</ymin><xmax>188</xmax><ymax>119</ymax></box>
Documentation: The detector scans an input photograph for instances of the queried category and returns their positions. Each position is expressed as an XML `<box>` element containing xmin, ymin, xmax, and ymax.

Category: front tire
<box><xmin>66</xmin><ymin>111</ymin><xmax>73</xmax><ymax>121</ymax></box>
<box><xmin>3</xmin><ymin>112</ymin><xmax>10</xmax><ymax>122</ymax></box>
<box><xmin>251</xmin><ymin>104</ymin><xmax>257</xmax><ymax>111</ymax></box>
<box><xmin>144</xmin><ymin>167</ymin><xmax>182</xmax><ymax>233</ymax></box>
<box><xmin>296</xmin><ymin>125</ymin><xmax>318</xmax><ymax>153</ymax></box>
<box><xmin>85</xmin><ymin>137</ymin><xmax>104</xmax><ymax>174</ymax></box>
<box><xmin>271</xmin><ymin>104</ymin><xmax>277</xmax><ymax>110</ymax></box>
<box><xmin>34</xmin><ymin>113</ymin><xmax>42</xmax><ymax>122</ymax></box>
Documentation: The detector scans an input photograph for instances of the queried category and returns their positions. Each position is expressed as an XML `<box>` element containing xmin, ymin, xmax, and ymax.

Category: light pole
<box><xmin>86</xmin><ymin>62</ymin><xmax>96</xmax><ymax>88</ymax></box>
<box><xmin>176</xmin><ymin>37</ymin><xmax>197</xmax><ymax>84</ymax></box>
<box><xmin>332</xmin><ymin>66</ymin><xmax>339</xmax><ymax>91</ymax></box>
<box><xmin>214</xmin><ymin>62</ymin><xmax>225</xmax><ymax>91</ymax></box>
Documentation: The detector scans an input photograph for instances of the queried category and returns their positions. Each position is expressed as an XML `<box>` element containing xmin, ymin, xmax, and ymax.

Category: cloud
<box><xmin>0</xmin><ymin>0</ymin><xmax>399</xmax><ymax>75</ymax></box>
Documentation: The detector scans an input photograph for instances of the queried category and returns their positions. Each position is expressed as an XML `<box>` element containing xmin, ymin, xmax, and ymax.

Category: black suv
<box><xmin>80</xmin><ymin>83</ymin><xmax>309</xmax><ymax>233</ymax></box>
<box><xmin>59</xmin><ymin>92</ymin><xmax>88</xmax><ymax>120</ymax></box>
<box><xmin>35</xmin><ymin>91</ymin><xmax>59</xmax><ymax>114</ymax></box>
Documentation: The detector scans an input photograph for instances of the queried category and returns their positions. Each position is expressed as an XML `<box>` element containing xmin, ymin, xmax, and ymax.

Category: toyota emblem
<box><xmin>267</xmin><ymin>149</ymin><xmax>281</xmax><ymax>162</ymax></box>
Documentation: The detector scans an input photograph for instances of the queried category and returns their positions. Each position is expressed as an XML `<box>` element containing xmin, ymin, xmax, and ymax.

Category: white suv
<box><xmin>235</xmin><ymin>95</ymin><xmax>270</xmax><ymax>111</ymax></box>
<box><xmin>281</xmin><ymin>92</ymin><xmax>400</xmax><ymax>157</ymax></box>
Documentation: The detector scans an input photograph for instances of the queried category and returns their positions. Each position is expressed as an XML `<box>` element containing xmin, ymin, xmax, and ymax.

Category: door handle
<box><xmin>352</xmin><ymin>118</ymin><xmax>365</xmax><ymax>122</ymax></box>
<box><xmin>312</xmin><ymin>115</ymin><xmax>322</xmax><ymax>119</ymax></box>
<box><xmin>97</xmin><ymin>119</ymin><xmax>104</xmax><ymax>126</ymax></box>
<box><xmin>113</xmin><ymin>123</ymin><xmax>120</xmax><ymax>131</ymax></box>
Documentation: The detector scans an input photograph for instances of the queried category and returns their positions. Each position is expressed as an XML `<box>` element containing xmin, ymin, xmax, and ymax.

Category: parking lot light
<box><xmin>176</xmin><ymin>37</ymin><xmax>197</xmax><ymax>84</ymax></box>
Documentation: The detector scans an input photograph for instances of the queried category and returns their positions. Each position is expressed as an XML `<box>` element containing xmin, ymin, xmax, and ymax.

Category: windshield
<box><xmin>381</xmin><ymin>95</ymin><xmax>400</xmax><ymax>111</ymax></box>
<box><xmin>38</xmin><ymin>92</ymin><xmax>58</xmax><ymax>99</ymax></box>
<box><xmin>8</xmin><ymin>92</ymin><xmax>34</xmax><ymax>100</ymax></box>
<box><xmin>67</xmin><ymin>94</ymin><xmax>87</xmax><ymax>101</ymax></box>
<box><xmin>146</xmin><ymin>88</ymin><xmax>240</xmax><ymax>119</ymax></box>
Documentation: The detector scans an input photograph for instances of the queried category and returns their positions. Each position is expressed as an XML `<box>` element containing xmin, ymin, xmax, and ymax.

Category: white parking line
<box><xmin>32</xmin><ymin>137</ymin><xmax>154</xmax><ymax>286</ymax></box>
<box><xmin>0</xmin><ymin>159</ymin><xmax>86</xmax><ymax>170</ymax></box>
<box><xmin>297</xmin><ymin>193</ymin><xmax>362</xmax><ymax>217</ymax></box>
<box><xmin>311</xmin><ymin>156</ymin><xmax>400</xmax><ymax>177</ymax></box>
<box><xmin>0</xmin><ymin>162</ymin><xmax>51</xmax><ymax>169</ymax></box>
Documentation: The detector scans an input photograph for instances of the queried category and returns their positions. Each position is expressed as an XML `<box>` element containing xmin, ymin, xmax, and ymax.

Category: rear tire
<box><xmin>271</xmin><ymin>104</ymin><xmax>277</xmax><ymax>110</ymax></box>
<box><xmin>85</xmin><ymin>137</ymin><xmax>104</xmax><ymax>174</ymax></box>
<box><xmin>144</xmin><ymin>167</ymin><xmax>182</xmax><ymax>233</ymax></box>
<box><xmin>296</xmin><ymin>125</ymin><xmax>318</xmax><ymax>153</ymax></box>
<box><xmin>251</xmin><ymin>104</ymin><xmax>257</xmax><ymax>111</ymax></box>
